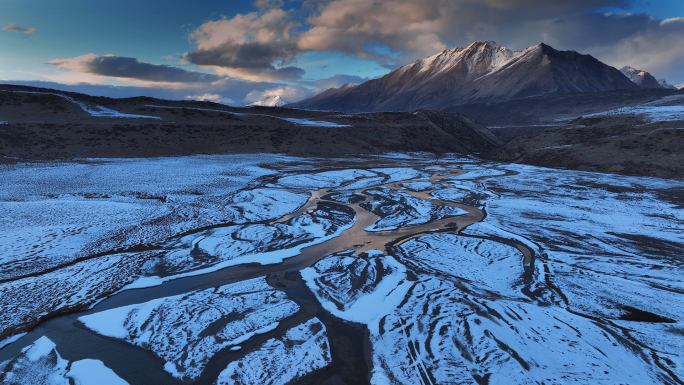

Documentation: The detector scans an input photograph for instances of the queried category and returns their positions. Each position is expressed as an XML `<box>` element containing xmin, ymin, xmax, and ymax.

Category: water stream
<box><xmin>0</xmin><ymin>164</ymin><xmax>534</xmax><ymax>384</ymax></box>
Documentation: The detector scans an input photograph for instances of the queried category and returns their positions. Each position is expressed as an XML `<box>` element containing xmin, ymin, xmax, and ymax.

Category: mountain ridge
<box><xmin>288</xmin><ymin>41</ymin><xmax>640</xmax><ymax>112</ymax></box>
<box><xmin>619</xmin><ymin>66</ymin><xmax>664</xmax><ymax>89</ymax></box>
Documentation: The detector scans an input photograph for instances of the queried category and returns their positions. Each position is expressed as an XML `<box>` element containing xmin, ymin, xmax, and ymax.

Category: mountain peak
<box><xmin>247</xmin><ymin>95</ymin><xmax>289</xmax><ymax>107</ymax></box>
<box><xmin>658</xmin><ymin>79</ymin><xmax>677</xmax><ymax>90</ymax></box>
<box><xmin>619</xmin><ymin>66</ymin><xmax>663</xmax><ymax>88</ymax></box>
<box><xmin>289</xmin><ymin>41</ymin><xmax>640</xmax><ymax>112</ymax></box>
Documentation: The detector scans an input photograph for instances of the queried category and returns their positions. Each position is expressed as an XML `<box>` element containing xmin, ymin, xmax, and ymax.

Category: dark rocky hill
<box><xmin>0</xmin><ymin>84</ymin><xmax>500</xmax><ymax>161</ymax></box>
<box><xmin>486</xmin><ymin>94</ymin><xmax>684</xmax><ymax>179</ymax></box>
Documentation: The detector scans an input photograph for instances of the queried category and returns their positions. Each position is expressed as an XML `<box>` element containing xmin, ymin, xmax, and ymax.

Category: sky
<box><xmin>1</xmin><ymin>0</ymin><xmax>683</xmax><ymax>104</ymax></box>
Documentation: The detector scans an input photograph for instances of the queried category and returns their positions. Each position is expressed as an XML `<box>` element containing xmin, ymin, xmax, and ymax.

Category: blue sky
<box><xmin>1</xmin><ymin>0</ymin><xmax>683</xmax><ymax>104</ymax></box>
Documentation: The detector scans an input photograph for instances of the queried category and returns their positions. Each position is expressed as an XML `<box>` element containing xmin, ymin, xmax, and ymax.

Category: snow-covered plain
<box><xmin>475</xmin><ymin>163</ymin><xmax>684</xmax><ymax>380</ymax></box>
<box><xmin>0</xmin><ymin>155</ymin><xmax>308</xmax><ymax>341</ymax></box>
<box><xmin>79</xmin><ymin>277</ymin><xmax>299</xmax><ymax>381</ymax></box>
<box><xmin>0</xmin><ymin>156</ymin><xmax>295</xmax><ymax>279</ymax></box>
<box><xmin>396</xmin><ymin>233</ymin><xmax>529</xmax><ymax>297</ymax></box>
<box><xmin>400</xmin><ymin>181</ymin><xmax>442</xmax><ymax>191</ymax></box>
<box><xmin>276</xmin><ymin>169</ymin><xmax>376</xmax><ymax>189</ymax></box>
<box><xmin>586</xmin><ymin>104</ymin><xmax>684</xmax><ymax>122</ymax></box>
<box><xmin>301</xmin><ymin>251</ymin><xmax>412</xmax><ymax>331</ymax></box>
<box><xmin>0</xmin><ymin>251</ymin><xmax>157</xmax><ymax>344</ymax></box>
<box><xmin>1</xmin><ymin>156</ymin><xmax>682</xmax><ymax>384</ymax></box>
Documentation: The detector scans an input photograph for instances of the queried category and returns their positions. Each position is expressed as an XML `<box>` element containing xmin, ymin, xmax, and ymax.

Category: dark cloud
<box><xmin>186</xmin><ymin>8</ymin><xmax>304</xmax><ymax>81</ymax></box>
<box><xmin>186</xmin><ymin>41</ymin><xmax>297</xmax><ymax>70</ymax></box>
<box><xmin>1</xmin><ymin>23</ymin><xmax>35</xmax><ymax>35</ymax></box>
<box><xmin>48</xmin><ymin>54</ymin><xmax>223</xmax><ymax>83</ymax></box>
<box><xmin>270</xmin><ymin>66</ymin><xmax>306</xmax><ymax>81</ymax></box>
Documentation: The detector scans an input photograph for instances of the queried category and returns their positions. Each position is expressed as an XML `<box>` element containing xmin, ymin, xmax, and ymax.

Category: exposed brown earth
<box><xmin>3</xmin><ymin>83</ymin><xmax>683</xmax><ymax>180</ymax></box>
<box><xmin>0</xmin><ymin>84</ymin><xmax>501</xmax><ymax>161</ymax></box>
<box><xmin>487</xmin><ymin>113</ymin><xmax>684</xmax><ymax>179</ymax></box>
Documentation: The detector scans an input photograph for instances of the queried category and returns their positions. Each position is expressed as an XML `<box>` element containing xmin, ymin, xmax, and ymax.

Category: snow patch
<box><xmin>216</xmin><ymin>318</ymin><xmax>331</xmax><ymax>385</ymax></box>
<box><xmin>1</xmin><ymin>336</ymin><xmax>128</xmax><ymax>385</ymax></box>
<box><xmin>13</xmin><ymin>91</ymin><xmax>160</xmax><ymax>119</ymax></box>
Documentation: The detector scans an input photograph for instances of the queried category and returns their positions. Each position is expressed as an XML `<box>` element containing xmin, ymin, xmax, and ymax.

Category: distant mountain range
<box><xmin>619</xmin><ymin>66</ymin><xmax>661</xmax><ymax>88</ymax></box>
<box><xmin>247</xmin><ymin>95</ymin><xmax>289</xmax><ymax>107</ymax></box>
<box><xmin>289</xmin><ymin>41</ymin><xmax>663</xmax><ymax>112</ymax></box>
<box><xmin>619</xmin><ymin>66</ymin><xmax>675</xmax><ymax>89</ymax></box>
<box><xmin>658</xmin><ymin>79</ymin><xmax>677</xmax><ymax>90</ymax></box>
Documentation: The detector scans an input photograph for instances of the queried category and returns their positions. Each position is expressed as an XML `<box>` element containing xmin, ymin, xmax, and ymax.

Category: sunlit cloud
<box><xmin>185</xmin><ymin>93</ymin><xmax>235</xmax><ymax>104</ymax></box>
<box><xmin>1</xmin><ymin>23</ymin><xmax>36</xmax><ymax>35</ymax></box>
<box><xmin>243</xmin><ymin>85</ymin><xmax>310</xmax><ymax>103</ymax></box>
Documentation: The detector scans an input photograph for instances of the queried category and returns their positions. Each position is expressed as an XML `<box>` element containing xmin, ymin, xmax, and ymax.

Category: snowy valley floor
<box><xmin>0</xmin><ymin>154</ymin><xmax>683</xmax><ymax>385</ymax></box>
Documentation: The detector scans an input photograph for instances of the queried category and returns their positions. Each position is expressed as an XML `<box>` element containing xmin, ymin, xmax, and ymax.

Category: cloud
<box><xmin>1</xmin><ymin>23</ymin><xmax>36</xmax><ymax>35</ymax></box>
<box><xmin>48</xmin><ymin>54</ymin><xmax>224</xmax><ymax>84</ymax></box>
<box><xmin>590</xmin><ymin>17</ymin><xmax>684</xmax><ymax>83</ymax></box>
<box><xmin>243</xmin><ymin>85</ymin><xmax>310</xmax><ymax>103</ymax></box>
<box><xmin>491</xmin><ymin>12</ymin><xmax>684</xmax><ymax>82</ymax></box>
<box><xmin>186</xmin><ymin>7</ymin><xmax>305</xmax><ymax>81</ymax></box>
<box><xmin>296</xmin><ymin>0</ymin><xmax>636</xmax><ymax>65</ymax></box>
<box><xmin>185</xmin><ymin>93</ymin><xmax>235</xmax><ymax>104</ymax></box>
<box><xmin>296</xmin><ymin>0</ymin><xmax>684</xmax><ymax>82</ymax></box>
<box><xmin>184</xmin><ymin>0</ymin><xmax>638</xmax><ymax>75</ymax></box>
<box><xmin>297</xmin><ymin>0</ymin><xmax>446</xmax><ymax>64</ymax></box>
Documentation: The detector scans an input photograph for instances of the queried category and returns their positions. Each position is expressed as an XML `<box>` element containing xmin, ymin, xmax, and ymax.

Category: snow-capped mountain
<box><xmin>619</xmin><ymin>66</ymin><xmax>663</xmax><ymax>88</ymax></box>
<box><xmin>677</xmin><ymin>83</ymin><xmax>684</xmax><ymax>90</ymax></box>
<box><xmin>289</xmin><ymin>41</ymin><xmax>639</xmax><ymax>112</ymax></box>
<box><xmin>658</xmin><ymin>79</ymin><xmax>678</xmax><ymax>90</ymax></box>
<box><xmin>247</xmin><ymin>95</ymin><xmax>289</xmax><ymax>107</ymax></box>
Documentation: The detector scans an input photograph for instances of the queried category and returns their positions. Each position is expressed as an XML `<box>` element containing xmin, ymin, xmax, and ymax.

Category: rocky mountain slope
<box><xmin>486</xmin><ymin>93</ymin><xmax>684</xmax><ymax>179</ymax></box>
<box><xmin>288</xmin><ymin>41</ymin><xmax>639</xmax><ymax>112</ymax></box>
<box><xmin>658</xmin><ymin>79</ymin><xmax>677</xmax><ymax>89</ymax></box>
<box><xmin>0</xmin><ymin>84</ymin><xmax>500</xmax><ymax>160</ymax></box>
<box><xmin>620</xmin><ymin>66</ymin><xmax>664</xmax><ymax>88</ymax></box>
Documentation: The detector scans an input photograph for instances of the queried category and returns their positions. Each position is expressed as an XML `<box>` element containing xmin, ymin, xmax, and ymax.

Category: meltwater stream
<box><xmin>0</xmin><ymin>164</ymin><xmax>516</xmax><ymax>384</ymax></box>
